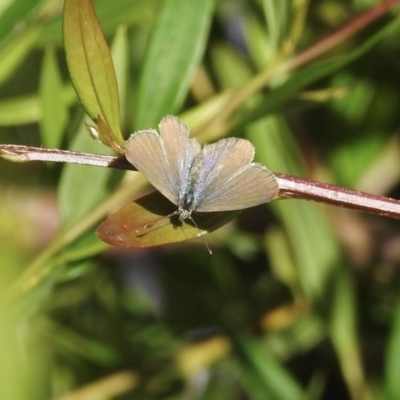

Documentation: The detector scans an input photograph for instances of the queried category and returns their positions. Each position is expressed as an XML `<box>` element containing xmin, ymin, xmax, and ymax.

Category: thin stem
<box><xmin>2</xmin><ymin>144</ymin><xmax>400</xmax><ymax>219</ymax></box>
<box><xmin>280</xmin><ymin>0</ymin><xmax>400</xmax><ymax>74</ymax></box>
<box><xmin>275</xmin><ymin>174</ymin><xmax>400</xmax><ymax>220</ymax></box>
<box><xmin>0</xmin><ymin>144</ymin><xmax>134</xmax><ymax>171</ymax></box>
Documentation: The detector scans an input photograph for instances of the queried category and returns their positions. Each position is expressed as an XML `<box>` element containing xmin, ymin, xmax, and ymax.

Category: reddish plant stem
<box><xmin>0</xmin><ymin>144</ymin><xmax>134</xmax><ymax>171</ymax></box>
<box><xmin>1</xmin><ymin>144</ymin><xmax>400</xmax><ymax>220</ymax></box>
<box><xmin>281</xmin><ymin>0</ymin><xmax>400</xmax><ymax>74</ymax></box>
<box><xmin>275</xmin><ymin>173</ymin><xmax>400</xmax><ymax>220</ymax></box>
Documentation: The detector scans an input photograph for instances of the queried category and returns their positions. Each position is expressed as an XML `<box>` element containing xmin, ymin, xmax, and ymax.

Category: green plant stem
<box><xmin>2</xmin><ymin>173</ymin><xmax>147</xmax><ymax>305</ymax></box>
<box><xmin>197</xmin><ymin>0</ymin><xmax>400</xmax><ymax>136</ymax></box>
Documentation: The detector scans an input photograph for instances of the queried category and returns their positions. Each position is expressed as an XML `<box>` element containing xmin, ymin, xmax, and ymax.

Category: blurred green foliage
<box><xmin>0</xmin><ymin>0</ymin><xmax>400</xmax><ymax>399</ymax></box>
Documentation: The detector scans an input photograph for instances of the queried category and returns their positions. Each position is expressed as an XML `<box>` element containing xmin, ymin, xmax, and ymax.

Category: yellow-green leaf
<box><xmin>63</xmin><ymin>0</ymin><xmax>124</xmax><ymax>151</ymax></box>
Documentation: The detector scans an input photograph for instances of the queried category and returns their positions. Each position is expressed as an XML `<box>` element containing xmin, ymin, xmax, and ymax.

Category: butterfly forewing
<box><xmin>196</xmin><ymin>163</ymin><xmax>278</xmax><ymax>212</ymax></box>
<box><xmin>159</xmin><ymin>116</ymin><xmax>201</xmax><ymax>196</ymax></box>
<box><xmin>125</xmin><ymin>129</ymin><xmax>179</xmax><ymax>205</ymax></box>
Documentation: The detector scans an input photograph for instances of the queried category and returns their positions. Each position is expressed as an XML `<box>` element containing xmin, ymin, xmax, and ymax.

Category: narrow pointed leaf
<box><xmin>63</xmin><ymin>0</ymin><xmax>124</xmax><ymax>150</ymax></box>
<box><xmin>135</xmin><ymin>0</ymin><xmax>214</xmax><ymax>129</ymax></box>
<box><xmin>110</xmin><ymin>26</ymin><xmax>129</xmax><ymax>128</ymax></box>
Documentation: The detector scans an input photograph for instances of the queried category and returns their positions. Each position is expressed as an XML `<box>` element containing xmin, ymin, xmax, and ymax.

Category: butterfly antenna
<box><xmin>188</xmin><ymin>215</ymin><xmax>212</xmax><ymax>255</ymax></box>
<box><xmin>144</xmin><ymin>211</ymin><xmax>212</xmax><ymax>254</ymax></box>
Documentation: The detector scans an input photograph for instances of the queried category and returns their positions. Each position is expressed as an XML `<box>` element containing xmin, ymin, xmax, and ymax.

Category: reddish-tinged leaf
<box><xmin>96</xmin><ymin>191</ymin><xmax>238</xmax><ymax>249</ymax></box>
<box><xmin>63</xmin><ymin>0</ymin><xmax>124</xmax><ymax>151</ymax></box>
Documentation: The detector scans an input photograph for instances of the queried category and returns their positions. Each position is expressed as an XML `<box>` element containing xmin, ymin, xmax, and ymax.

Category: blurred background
<box><xmin>0</xmin><ymin>0</ymin><xmax>400</xmax><ymax>399</ymax></box>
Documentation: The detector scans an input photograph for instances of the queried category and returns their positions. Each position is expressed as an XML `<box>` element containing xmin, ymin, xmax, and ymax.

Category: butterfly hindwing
<box><xmin>196</xmin><ymin>163</ymin><xmax>278</xmax><ymax>212</ymax></box>
<box><xmin>196</xmin><ymin>138</ymin><xmax>255</xmax><ymax>195</ymax></box>
<box><xmin>193</xmin><ymin>138</ymin><xmax>277</xmax><ymax>211</ymax></box>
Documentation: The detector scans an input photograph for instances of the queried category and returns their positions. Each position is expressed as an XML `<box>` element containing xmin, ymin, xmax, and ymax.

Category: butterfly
<box><xmin>124</xmin><ymin>116</ymin><xmax>278</xmax><ymax>223</ymax></box>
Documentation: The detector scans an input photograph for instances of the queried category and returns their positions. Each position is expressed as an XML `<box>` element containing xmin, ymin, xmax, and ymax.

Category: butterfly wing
<box><xmin>193</xmin><ymin>138</ymin><xmax>278</xmax><ymax>211</ymax></box>
<box><xmin>158</xmin><ymin>116</ymin><xmax>201</xmax><ymax>196</ymax></box>
<box><xmin>197</xmin><ymin>138</ymin><xmax>255</xmax><ymax>187</ymax></box>
<box><xmin>125</xmin><ymin>128</ymin><xmax>180</xmax><ymax>205</ymax></box>
<box><xmin>125</xmin><ymin>116</ymin><xmax>201</xmax><ymax>206</ymax></box>
<box><xmin>196</xmin><ymin>163</ymin><xmax>278</xmax><ymax>211</ymax></box>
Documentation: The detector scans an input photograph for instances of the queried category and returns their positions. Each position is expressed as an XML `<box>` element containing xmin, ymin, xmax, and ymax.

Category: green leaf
<box><xmin>0</xmin><ymin>25</ymin><xmax>40</xmax><ymax>87</ymax></box>
<box><xmin>110</xmin><ymin>26</ymin><xmax>129</xmax><ymax>129</ymax></box>
<box><xmin>63</xmin><ymin>0</ymin><xmax>124</xmax><ymax>151</ymax></box>
<box><xmin>0</xmin><ymin>86</ymin><xmax>76</xmax><ymax>126</ymax></box>
<box><xmin>231</xmin><ymin>333</ymin><xmax>305</xmax><ymax>400</ymax></box>
<box><xmin>211</xmin><ymin>43</ymin><xmax>250</xmax><ymax>89</ymax></box>
<box><xmin>384</xmin><ymin>297</ymin><xmax>400</xmax><ymax>400</ymax></box>
<box><xmin>0</xmin><ymin>94</ymin><xmax>40</xmax><ymax>125</ymax></box>
<box><xmin>38</xmin><ymin>0</ymin><xmax>156</xmax><ymax>47</ymax></box>
<box><xmin>261</xmin><ymin>0</ymin><xmax>291</xmax><ymax>56</ymax></box>
<box><xmin>58</xmin><ymin>118</ymin><xmax>115</xmax><ymax>227</ymax></box>
<box><xmin>39</xmin><ymin>46</ymin><xmax>68</xmax><ymax>149</ymax></box>
<box><xmin>134</xmin><ymin>0</ymin><xmax>214</xmax><ymax>129</ymax></box>
<box><xmin>327</xmin><ymin>75</ymin><xmax>396</xmax><ymax>188</ymax></box>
